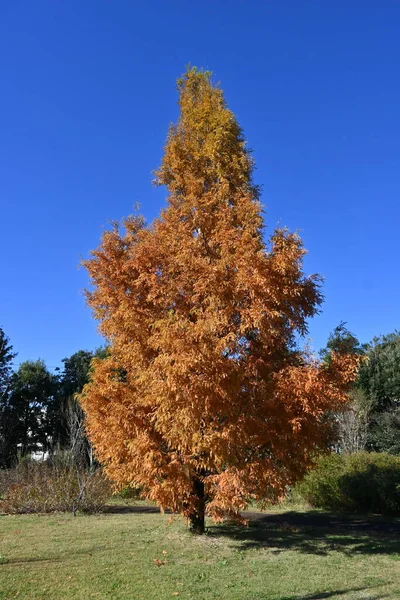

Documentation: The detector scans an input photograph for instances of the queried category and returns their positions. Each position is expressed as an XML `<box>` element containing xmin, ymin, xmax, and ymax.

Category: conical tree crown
<box><xmin>80</xmin><ymin>68</ymin><xmax>359</xmax><ymax>525</ymax></box>
<box><xmin>157</xmin><ymin>68</ymin><xmax>256</xmax><ymax>195</ymax></box>
<box><xmin>155</xmin><ymin>68</ymin><xmax>262</xmax><ymax>244</ymax></box>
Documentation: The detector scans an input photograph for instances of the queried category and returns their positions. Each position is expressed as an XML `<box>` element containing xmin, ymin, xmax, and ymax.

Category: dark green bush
<box><xmin>296</xmin><ymin>452</ymin><xmax>400</xmax><ymax>515</ymax></box>
<box><xmin>0</xmin><ymin>459</ymin><xmax>110</xmax><ymax>514</ymax></box>
<box><xmin>294</xmin><ymin>453</ymin><xmax>344</xmax><ymax>511</ymax></box>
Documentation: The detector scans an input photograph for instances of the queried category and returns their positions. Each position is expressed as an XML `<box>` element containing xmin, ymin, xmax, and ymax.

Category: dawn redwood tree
<box><xmin>81</xmin><ymin>68</ymin><xmax>359</xmax><ymax>533</ymax></box>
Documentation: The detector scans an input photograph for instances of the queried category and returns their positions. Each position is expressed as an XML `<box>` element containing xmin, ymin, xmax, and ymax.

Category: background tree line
<box><xmin>0</xmin><ymin>326</ymin><xmax>106</xmax><ymax>469</ymax></box>
<box><xmin>1</xmin><ymin>323</ymin><xmax>400</xmax><ymax>470</ymax></box>
<box><xmin>321</xmin><ymin>323</ymin><xmax>400</xmax><ymax>455</ymax></box>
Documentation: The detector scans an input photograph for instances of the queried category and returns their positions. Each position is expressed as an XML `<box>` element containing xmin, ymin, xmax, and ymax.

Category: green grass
<box><xmin>1</xmin><ymin>500</ymin><xmax>400</xmax><ymax>599</ymax></box>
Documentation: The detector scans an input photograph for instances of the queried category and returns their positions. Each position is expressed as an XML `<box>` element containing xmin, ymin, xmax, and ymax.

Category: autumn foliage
<box><xmin>81</xmin><ymin>68</ymin><xmax>359</xmax><ymax>533</ymax></box>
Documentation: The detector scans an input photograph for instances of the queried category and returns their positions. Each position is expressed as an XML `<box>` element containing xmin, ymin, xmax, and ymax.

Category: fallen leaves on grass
<box><xmin>153</xmin><ymin>558</ymin><xmax>168</xmax><ymax>567</ymax></box>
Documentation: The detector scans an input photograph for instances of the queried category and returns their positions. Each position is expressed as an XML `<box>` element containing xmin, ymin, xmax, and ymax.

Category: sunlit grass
<box><xmin>1</xmin><ymin>500</ymin><xmax>399</xmax><ymax>599</ymax></box>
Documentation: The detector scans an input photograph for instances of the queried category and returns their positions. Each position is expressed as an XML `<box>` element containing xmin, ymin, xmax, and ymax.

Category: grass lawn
<box><xmin>1</xmin><ymin>501</ymin><xmax>400</xmax><ymax>600</ymax></box>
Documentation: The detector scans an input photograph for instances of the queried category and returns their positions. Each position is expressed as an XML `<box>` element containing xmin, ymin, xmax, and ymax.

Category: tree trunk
<box><xmin>188</xmin><ymin>477</ymin><xmax>205</xmax><ymax>534</ymax></box>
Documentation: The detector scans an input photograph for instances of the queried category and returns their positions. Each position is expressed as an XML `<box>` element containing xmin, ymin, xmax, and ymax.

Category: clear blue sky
<box><xmin>1</xmin><ymin>1</ymin><xmax>399</xmax><ymax>370</ymax></box>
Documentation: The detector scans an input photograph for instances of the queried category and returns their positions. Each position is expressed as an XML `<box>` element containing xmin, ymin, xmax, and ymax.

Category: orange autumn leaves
<box><xmin>80</xmin><ymin>68</ymin><xmax>359</xmax><ymax>526</ymax></box>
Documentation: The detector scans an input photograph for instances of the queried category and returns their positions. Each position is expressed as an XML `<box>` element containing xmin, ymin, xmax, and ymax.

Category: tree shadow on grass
<box><xmin>2</xmin><ymin>543</ymin><xmax>112</xmax><ymax>566</ymax></box>
<box><xmin>103</xmin><ymin>503</ymin><xmax>162</xmax><ymax>515</ymax></box>
<box><xmin>207</xmin><ymin>510</ymin><xmax>400</xmax><ymax>557</ymax></box>
<box><xmin>280</xmin><ymin>590</ymin><xmax>389</xmax><ymax>600</ymax></box>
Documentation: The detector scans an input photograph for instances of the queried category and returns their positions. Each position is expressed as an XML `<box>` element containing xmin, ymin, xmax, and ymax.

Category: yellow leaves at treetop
<box><xmin>80</xmin><ymin>67</ymin><xmax>359</xmax><ymax>532</ymax></box>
